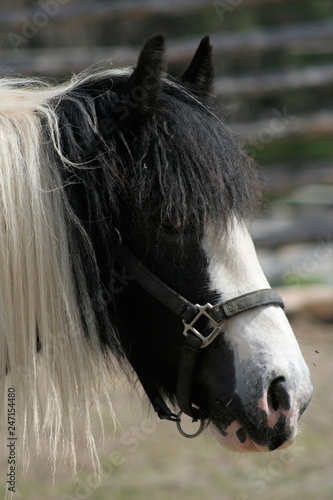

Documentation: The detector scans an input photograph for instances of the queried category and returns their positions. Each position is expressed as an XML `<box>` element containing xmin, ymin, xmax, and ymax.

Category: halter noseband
<box><xmin>114</xmin><ymin>239</ymin><xmax>285</xmax><ymax>438</ymax></box>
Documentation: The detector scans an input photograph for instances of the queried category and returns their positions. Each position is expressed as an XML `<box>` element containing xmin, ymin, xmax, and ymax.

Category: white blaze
<box><xmin>202</xmin><ymin>216</ymin><xmax>312</xmax><ymax>451</ymax></box>
<box><xmin>202</xmin><ymin>216</ymin><xmax>305</xmax><ymax>366</ymax></box>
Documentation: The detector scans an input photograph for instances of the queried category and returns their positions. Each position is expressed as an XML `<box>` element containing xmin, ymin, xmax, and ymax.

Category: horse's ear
<box><xmin>179</xmin><ymin>36</ymin><xmax>214</xmax><ymax>97</ymax></box>
<box><xmin>120</xmin><ymin>35</ymin><xmax>166</xmax><ymax>127</ymax></box>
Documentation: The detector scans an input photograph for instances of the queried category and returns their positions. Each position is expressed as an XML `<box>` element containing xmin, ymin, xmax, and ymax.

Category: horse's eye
<box><xmin>161</xmin><ymin>218</ymin><xmax>183</xmax><ymax>234</ymax></box>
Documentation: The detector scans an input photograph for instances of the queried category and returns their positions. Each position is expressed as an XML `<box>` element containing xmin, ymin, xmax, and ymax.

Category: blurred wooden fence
<box><xmin>1</xmin><ymin>0</ymin><xmax>333</xmax><ymax>245</ymax></box>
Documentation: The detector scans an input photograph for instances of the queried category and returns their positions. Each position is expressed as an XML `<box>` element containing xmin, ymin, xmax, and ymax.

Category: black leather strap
<box><xmin>114</xmin><ymin>243</ymin><xmax>198</xmax><ymax>322</ymax></box>
<box><xmin>114</xmin><ymin>244</ymin><xmax>284</xmax><ymax>326</ymax></box>
<box><xmin>176</xmin><ymin>332</ymin><xmax>206</xmax><ymax>421</ymax></box>
<box><xmin>210</xmin><ymin>289</ymin><xmax>284</xmax><ymax>324</ymax></box>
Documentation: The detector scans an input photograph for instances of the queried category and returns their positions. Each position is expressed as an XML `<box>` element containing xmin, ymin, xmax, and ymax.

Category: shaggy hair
<box><xmin>0</xmin><ymin>37</ymin><xmax>260</xmax><ymax>477</ymax></box>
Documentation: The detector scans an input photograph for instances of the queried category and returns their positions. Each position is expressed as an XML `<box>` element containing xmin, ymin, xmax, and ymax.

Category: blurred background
<box><xmin>0</xmin><ymin>1</ymin><xmax>332</xmax><ymax>499</ymax></box>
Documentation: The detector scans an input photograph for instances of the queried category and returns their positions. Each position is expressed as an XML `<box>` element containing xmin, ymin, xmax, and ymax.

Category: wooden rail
<box><xmin>264</xmin><ymin>162</ymin><xmax>333</xmax><ymax>197</ymax></box>
<box><xmin>216</xmin><ymin>64</ymin><xmax>333</xmax><ymax>97</ymax></box>
<box><xmin>1</xmin><ymin>20</ymin><xmax>333</xmax><ymax>76</ymax></box>
<box><xmin>231</xmin><ymin>110</ymin><xmax>333</xmax><ymax>140</ymax></box>
<box><xmin>252</xmin><ymin>211</ymin><xmax>333</xmax><ymax>248</ymax></box>
<box><xmin>0</xmin><ymin>0</ymin><xmax>302</xmax><ymax>26</ymax></box>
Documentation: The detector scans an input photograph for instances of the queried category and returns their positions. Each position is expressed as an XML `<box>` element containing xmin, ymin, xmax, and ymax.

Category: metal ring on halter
<box><xmin>176</xmin><ymin>411</ymin><xmax>205</xmax><ymax>439</ymax></box>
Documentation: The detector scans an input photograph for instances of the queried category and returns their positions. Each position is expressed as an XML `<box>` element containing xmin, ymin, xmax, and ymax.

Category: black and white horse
<box><xmin>0</xmin><ymin>36</ymin><xmax>312</xmax><ymax>473</ymax></box>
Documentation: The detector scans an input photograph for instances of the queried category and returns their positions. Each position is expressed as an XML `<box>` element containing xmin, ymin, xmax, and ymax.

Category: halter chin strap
<box><xmin>114</xmin><ymin>241</ymin><xmax>285</xmax><ymax>436</ymax></box>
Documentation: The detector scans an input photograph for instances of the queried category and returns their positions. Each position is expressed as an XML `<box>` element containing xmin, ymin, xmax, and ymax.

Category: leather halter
<box><xmin>114</xmin><ymin>240</ymin><xmax>285</xmax><ymax>437</ymax></box>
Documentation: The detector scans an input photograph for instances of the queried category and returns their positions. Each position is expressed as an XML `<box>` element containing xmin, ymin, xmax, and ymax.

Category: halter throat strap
<box><xmin>114</xmin><ymin>242</ymin><xmax>285</xmax><ymax>430</ymax></box>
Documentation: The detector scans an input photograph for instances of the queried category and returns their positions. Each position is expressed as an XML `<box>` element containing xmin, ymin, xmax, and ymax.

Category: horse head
<box><xmin>103</xmin><ymin>36</ymin><xmax>313</xmax><ymax>452</ymax></box>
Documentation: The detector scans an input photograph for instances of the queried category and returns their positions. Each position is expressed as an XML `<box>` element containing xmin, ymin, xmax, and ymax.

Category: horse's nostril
<box><xmin>267</xmin><ymin>376</ymin><xmax>291</xmax><ymax>412</ymax></box>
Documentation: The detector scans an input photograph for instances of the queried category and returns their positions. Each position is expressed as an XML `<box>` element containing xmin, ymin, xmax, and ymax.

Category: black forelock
<box><xmin>53</xmin><ymin>71</ymin><xmax>261</xmax><ymax>236</ymax></box>
<box><xmin>127</xmin><ymin>80</ymin><xmax>261</xmax><ymax>228</ymax></box>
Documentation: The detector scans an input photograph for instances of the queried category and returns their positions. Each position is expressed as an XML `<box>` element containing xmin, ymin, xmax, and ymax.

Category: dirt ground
<box><xmin>1</xmin><ymin>312</ymin><xmax>332</xmax><ymax>500</ymax></box>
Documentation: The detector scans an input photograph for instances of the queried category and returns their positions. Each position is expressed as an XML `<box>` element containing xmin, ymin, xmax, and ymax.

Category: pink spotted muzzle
<box><xmin>212</xmin><ymin>370</ymin><xmax>312</xmax><ymax>452</ymax></box>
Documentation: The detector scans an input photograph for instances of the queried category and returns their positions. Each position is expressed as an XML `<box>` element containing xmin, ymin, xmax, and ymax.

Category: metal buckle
<box><xmin>182</xmin><ymin>303</ymin><xmax>225</xmax><ymax>348</ymax></box>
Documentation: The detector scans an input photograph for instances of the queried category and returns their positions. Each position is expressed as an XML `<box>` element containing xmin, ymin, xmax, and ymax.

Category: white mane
<box><xmin>0</xmin><ymin>76</ymin><xmax>118</xmax><ymax>477</ymax></box>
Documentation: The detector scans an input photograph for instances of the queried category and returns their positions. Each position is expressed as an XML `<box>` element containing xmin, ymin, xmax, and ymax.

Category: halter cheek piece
<box><xmin>114</xmin><ymin>238</ymin><xmax>285</xmax><ymax>438</ymax></box>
